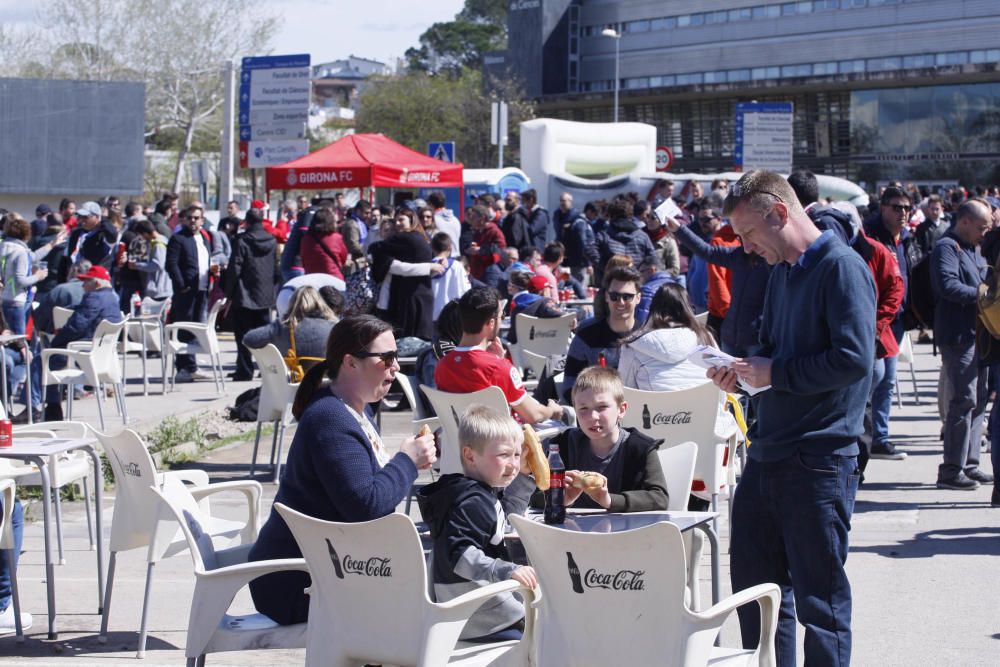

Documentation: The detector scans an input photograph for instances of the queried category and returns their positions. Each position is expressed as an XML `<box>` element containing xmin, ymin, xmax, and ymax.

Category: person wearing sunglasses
<box><xmin>248</xmin><ymin>315</ymin><xmax>437</xmax><ymax>626</ymax></box>
<box><xmin>562</xmin><ymin>265</ymin><xmax>643</xmax><ymax>401</ymax></box>
<box><xmin>863</xmin><ymin>186</ymin><xmax>923</xmax><ymax>461</ymax></box>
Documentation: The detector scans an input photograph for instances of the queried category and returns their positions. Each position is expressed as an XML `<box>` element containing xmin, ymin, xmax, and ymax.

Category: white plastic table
<box><xmin>519</xmin><ymin>509</ymin><xmax>722</xmax><ymax>605</ymax></box>
<box><xmin>0</xmin><ymin>436</ymin><xmax>104</xmax><ymax>639</ymax></box>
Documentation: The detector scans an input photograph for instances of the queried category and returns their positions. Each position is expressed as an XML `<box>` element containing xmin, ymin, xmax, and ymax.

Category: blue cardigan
<box><xmin>248</xmin><ymin>388</ymin><xmax>418</xmax><ymax>625</ymax></box>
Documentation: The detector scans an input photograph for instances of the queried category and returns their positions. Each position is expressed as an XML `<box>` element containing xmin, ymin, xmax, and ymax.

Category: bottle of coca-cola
<box><xmin>544</xmin><ymin>443</ymin><xmax>566</xmax><ymax>524</ymax></box>
<box><xmin>326</xmin><ymin>538</ymin><xmax>345</xmax><ymax>579</ymax></box>
<box><xmin>567</xmin><ymin>551</ymin><xmax>584</xmax><ymax>593</ymax></box>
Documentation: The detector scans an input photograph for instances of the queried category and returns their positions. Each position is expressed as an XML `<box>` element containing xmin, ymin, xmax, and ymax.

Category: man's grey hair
<box><xmin>69</xmin><ymin>259</ymin><xmax>92</xmax><ymax>279</ymax></box>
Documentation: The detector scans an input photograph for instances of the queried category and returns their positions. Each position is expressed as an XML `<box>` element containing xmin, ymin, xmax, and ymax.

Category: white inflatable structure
<box><xmin>519</xmin><ymin>118</ymin><xmax>869</xmax><ymax>212</ymax></box>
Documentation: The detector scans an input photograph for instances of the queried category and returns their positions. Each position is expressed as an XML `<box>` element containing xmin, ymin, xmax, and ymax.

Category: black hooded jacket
<box><xmin>223</xmin><ymin>224</ymin><xmax>279</xmax><ymax>309</ymax></box>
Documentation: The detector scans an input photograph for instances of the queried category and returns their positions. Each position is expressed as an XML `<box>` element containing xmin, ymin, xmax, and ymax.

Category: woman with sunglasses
<box><xmin>247</xmin><ymin>315</ymin><xmax>437</xmax><ymax>625</ymax></box>
<box><xmin>561</xmin><ymin>265</ymin><xmax>643</xmax><ymax>401</ymax></box>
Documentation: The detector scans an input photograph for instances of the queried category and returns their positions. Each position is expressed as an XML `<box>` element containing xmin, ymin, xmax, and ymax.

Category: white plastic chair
<box><xmin>658</xmin><ymin>441</ymin><xmax>705</xmax><ymax>610</ymax></box>
<box><xmin>396</xmin><ymin>372</ymin><xmax>439</xmax><ymax>435</ymax></box>
<box><xmin>514</xmin><ymin>312</ymin><xmax>575</xmax><ymax>375</ymax></box>
<box><xmin>164</xmin><ymin>297</ymin><xmax>227</xmax><ymax>393</ymax></box>
<box><xmin>506</xmin><ymin>346</ymin><xmax>546</xmax><ymax>391</ymax></box>
<box><xmin>96</xmin><ymin>428</ymin><xmax>261</xmax><ymax>658</ymax></box>
<box><xmin>150</xmin><ymin>476</ymin><xmax>308</xmax><ymax>667</ymax></box>
<box><xmin>122</xmin><ymin>297</ymin><xmax>171</xmax><ymax>394</ymax></box>
<box><xmin>420</xmin><ymin>385</ymin><xmax>509</xmax><ymax>475</ymax></box>
<box><xmin>10</xmin><ymin>421</ymin><xmax>96</xmax><ymax>564</ymax></box>
<box><xmin>276</xmin><ymin>504</ymin><xmax>536</xmax><ymax>667</ymax></box>
<box><xmin>895</xmin><ymin>331</ymin><xmax>920</xmax><ymax>407</ymax></box>
<box><xmin>623</xmin><ymin>383</ymin><xmax>739</xmax><ymax>529</ymax></box>
<box><xmin>41</xmin><ymin>318</ymin><xmax>128</xmax><ymax>430</ymax></box>
<box><xmin>0</xmin><ymin>478</ymin><xmax>25</xmax><ymax>641</ymax></box>
<box><xmin>247</xmin><ymin>344</ymin><xmax>299</xmax><ymax>483</ymax></box>
<box><xmin>509</xmin><ymin>514</ymin><xmax>780</xmax><ymax>667</ymax></box>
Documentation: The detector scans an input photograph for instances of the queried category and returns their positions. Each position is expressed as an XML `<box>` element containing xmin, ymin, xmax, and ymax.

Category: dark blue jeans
<box><xmin>0</xmin><ymin>497</ymin><xmax>23</xmax><ymax>611</ymax></box>
<box><xmin>988</xmin><ymin>364</ymin><xmax>1000</xmax><ymax>480</ymax></box>
<box><xmin>1</xmin><ymin>300</ymin><xmax>30</xmax><ymax>336</ymax></box>
<box><xmin>731</xmin><ymin>452</ymin><xmax>860</xmax><ymax>667</ymax></box>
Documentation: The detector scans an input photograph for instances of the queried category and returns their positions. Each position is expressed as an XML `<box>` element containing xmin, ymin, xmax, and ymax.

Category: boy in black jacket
<box><xmin>555</xmin><ymin>366</ymin><xmax>669</xmax><ymax>512</ymax></box>
<box><xmin>418</xmin><ymin>405</ymin><xmax>537</xmax><ymax>641</ymax></box>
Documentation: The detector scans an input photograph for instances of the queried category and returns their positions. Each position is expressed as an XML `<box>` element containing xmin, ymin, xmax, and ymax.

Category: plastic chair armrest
<box><xmin>690</xmin><ymin>582</ymin><xmax>781</xmax><ymax>662</ymax></box>
<box><xmin>189</xmin><ymin>480</ymin><xmax>262</xmax><ymax>540</ymax></box>
<box><xmin>162</xmin><ymin>468</ymin><xmax>210</xmax><ymax>488</ymax></box>
<box><xmin>434</xmin><ymin>579</ymin><xmax>535</xmax><ymax>619</ymax></box>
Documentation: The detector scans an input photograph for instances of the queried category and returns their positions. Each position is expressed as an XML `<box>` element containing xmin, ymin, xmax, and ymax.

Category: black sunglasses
<box><xmin>353</xmin><ymin>349</ymin><xmax>399</xmax><ymax>365</ymax></box>
<box><xmin>887</xmin><ymin>203</ymin><xmax>912</xmax><ymax>213</ymax></box>
<box><xmin>607</xmin><ymin>291</ymin><xmax>637</xmax><ymax>303</ymax></box>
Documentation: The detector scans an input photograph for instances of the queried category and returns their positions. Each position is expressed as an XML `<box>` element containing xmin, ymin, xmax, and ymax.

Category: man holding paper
<box><xmin>707</xmin><ymin>170</ymin><xmax>876</xmax><ymax>667</ymax></box>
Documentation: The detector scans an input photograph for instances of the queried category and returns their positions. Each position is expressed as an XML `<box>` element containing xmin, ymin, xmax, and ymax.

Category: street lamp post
<box><xmin>601</xmin><ymin>26</ymin><xmax>621</xmax><ymax>122</ymax></box>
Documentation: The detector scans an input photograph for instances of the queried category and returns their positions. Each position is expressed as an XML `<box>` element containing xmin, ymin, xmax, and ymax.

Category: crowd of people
<box><xmin>1</xmin><ymin>170</ymin><xmax>999</xmax><ymax>662</ymax></box>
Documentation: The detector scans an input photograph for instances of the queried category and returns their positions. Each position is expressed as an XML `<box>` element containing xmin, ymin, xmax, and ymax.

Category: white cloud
<box><xmin>269</xmin><ymin>0</ymin><xmax>466</xmax><ymax>68</ymax></box>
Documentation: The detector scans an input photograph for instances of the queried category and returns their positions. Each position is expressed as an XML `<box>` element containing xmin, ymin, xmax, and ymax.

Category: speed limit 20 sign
<box><xmin>655</xmin><ymin>146</ymin><xmax>673</xmax><ymax>172</ymax></box>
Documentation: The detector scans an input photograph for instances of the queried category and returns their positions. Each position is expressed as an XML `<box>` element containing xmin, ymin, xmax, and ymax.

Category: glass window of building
<box><xmin>728</xmin><ymin>69</ymin><xmax>751</xmax><ymax>82</ymax></box>
<box><xmin>936</xmin><ymin>51</ymin><xmax>969</xmax><ymax>66</ymax></box>
<box><xmin>676</xmin><ymin>72</ymin><xmax>704</xmax><ymax>85</ymax></box>
<box><xmin>814</xmin><ymin>0</ymin><xmax>839</xmax><ymax>9</ymax></box>
<box><xmin>729</xmin><ymin>7</ymin><xmax>753</xmax><ymax>21</ymax></box>
<box><xmin>845</xmin><ymin>0</ymin><xmax>866</xmax><ymax>7</ymax></box>
<box><xmin>797</xmin><ymin>1</ymin><xmax>814</xmax><ymax>12</ymax></box>
<box><xmin>705</xmin><ymin>10</ymin><xmax>728</xmax><ymax>24</ymax></box>
<box><xmin>625</xmin><ymin>19</ymin><xmax>650</xmax><ymax>33</ymax></box>
<box><xmin>903</xmin><ymin>54</ymin><xmax>935</xmax><ymax>68</ymax></box>
<box><xmin>677</xmin><ymin>14</ymin><xmax>691</xmax><ymax>27</ymax></box>
<box><xmin>838</xmin><ymin>59</ymin><xmax>865</xmax><ymax>73</ymax></box>
<box><xmin>705</xmin><ymin>70</ymin><xmax>727</xmax><ymax>83</ymax></box>
<box><xmin>624</xmin><ymin>77</ymin><xmax>650</xmax><ymax>89</ymax></box>
<box><xmin>650</xmin><ymin>17</ymin><xmax>677</xmax><ymax>30</ymax></box>
<box><xmin>690</xmin><ymin>13</ymin><xmax>705</xmax><ymax>26</ymax></box>
<box><xmin>867</xmin><ymin>56</ymin><xmax>902</xmax><ymax>71</ymax></box>
<box><xmin>782</xmin><ymin>3</ymin><xmax>798</xmax><ymax>15</ymax></box>
<box><xmin>813</xmin><ymin>61</ymin><xmax>838</xmax><ymax>75</ymax></box>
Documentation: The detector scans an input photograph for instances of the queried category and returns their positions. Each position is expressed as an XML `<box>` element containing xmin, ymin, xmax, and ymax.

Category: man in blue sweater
<box><xmin>709</xmin><ymin>171</ymin><xmax>876</xmax><ymax>667</ymax></box>
<box><xmin>930</xmin><ymin>198</ymin><xmax>992</xmax><ymax>492</ymax></box>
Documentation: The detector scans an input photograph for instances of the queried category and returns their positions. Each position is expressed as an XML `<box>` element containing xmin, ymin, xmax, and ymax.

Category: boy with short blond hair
<box><xmin>554</xmin><ymin>366</ymin><xmax>669</xmax><ymax>511</ymax></box>
<box><xmin>417</xmin><ymin>405</ymin><xmax>537</xmax><ymax>641</ymax></box>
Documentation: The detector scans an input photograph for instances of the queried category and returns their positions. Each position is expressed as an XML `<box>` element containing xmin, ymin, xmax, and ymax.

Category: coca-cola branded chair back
<box><xmin>515</xmin><ymin>312</ymin><xmax>576</xmax><ymax>359</ymax></box>
<box><xmin>275</xmin><ymin>504</ymin><xmax>537</xmax><ymax>667</ymax></box>
<box><xmin>151</xmin><ymin>477</ymin><xmax>306</xmax><ymax>666</ymax></box>
<box><xmin>622</xmin><ymin>382</ymin><xmax>740</xmax><ymax>527</ymax></box>
<box><xmin>97</xmin><ymin>428</ymin><xmax>261</xmax><ymax>658</ymax></box>
<box><xmin>420</xmin><ymin>385</ymin><xmax>509</xmax><ymax>475</ymax></box>
<box><xmin>510</xmin><ymin>515</ymin><xmax>780</xmax><ymax>667</ymax></box>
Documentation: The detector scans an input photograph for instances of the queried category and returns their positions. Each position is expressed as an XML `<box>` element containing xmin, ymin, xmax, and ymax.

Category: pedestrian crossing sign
<box><xmin>428</xmin><ymin>142</ymin><xmax>456</xmax><ymax>163</ymax></box>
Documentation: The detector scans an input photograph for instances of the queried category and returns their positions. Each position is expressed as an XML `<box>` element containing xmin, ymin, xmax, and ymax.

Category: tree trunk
<box><xmin>171</xmin><ymin>121</ymin><xmax>197</xmax><ymax>194</ymax></box>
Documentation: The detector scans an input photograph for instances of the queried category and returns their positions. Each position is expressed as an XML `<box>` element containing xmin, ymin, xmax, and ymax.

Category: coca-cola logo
<box><xmin>342</xmin><ymin>555</ymin><xmax>393</xmax><ymax>578</ymax></box>
<box><xmin>112</xmin><ymin>451</ymin><xmax>142</xmax><ymax>477</ymax></box>
<box><xmin>326</xmin><ymin>538</ymin><xmax>392</xmax><ymax>579</ymax></box>
<box><xmin>652</xmin><ymin>411</ymin><xmax>691</xmax><ymax>425</ymax></box>
<box><xmin>583</xmin><ymin>568</ymin><xmax>646</xmax><ymax>591</ymax></box>
<box><xmin>566</xmin><ymin>550</ymin><xmax>645</xmax><ymax>594</ymax></box>
<box><xmin>533</xmin><ymin>330</ymin><xmax>557</xmax><ymax>338</ymax></box>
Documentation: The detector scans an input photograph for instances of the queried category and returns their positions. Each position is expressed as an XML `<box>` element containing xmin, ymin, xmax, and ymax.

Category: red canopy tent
<box><xmin>265</xmin><ymin>132</ymin><xmax>464</xmax><ymax>193</ymax></box>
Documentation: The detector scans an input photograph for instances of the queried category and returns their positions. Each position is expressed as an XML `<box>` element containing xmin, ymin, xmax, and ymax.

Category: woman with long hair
<box><xmin>369</xmin><ymin>208</ymin><xmax>437</xmax><ymax>340</ymax></box>
<box><xmin>243</xmin><ymin>285</ymin><xmax>340</xmax><ymax>378</ymax></box>
<box><xmin>300</xmin><ymin>207</ymin><xmax>348</xmax><ymax>279</ymax></box>
<box><xmin>247</xmin><ymin>315</ymin><xmax>436</xmax><ymax>625</ymax></box>
<box><xmin>617</xmin><ymin>282</ymin><xmax>714</xmax><ymax>391</ymax></box>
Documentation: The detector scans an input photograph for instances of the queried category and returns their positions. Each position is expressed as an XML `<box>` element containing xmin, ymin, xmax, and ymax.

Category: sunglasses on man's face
<box><xmin>886</xmin><ymin>204</ymin><xmax>911</xmax><ymax>213</ymax></box>
<box><xmin>353</xmin><ymin>349</ymin><xmax>399</xmax><ymax>365</ymax></box>
<box><xmin>607</xmin><ymin>291</ymin><xmax>637</xmax><ymax>303</ymax></box>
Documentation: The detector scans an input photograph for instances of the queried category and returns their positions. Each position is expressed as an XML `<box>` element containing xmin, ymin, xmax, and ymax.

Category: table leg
<box><xmin>31</xmin><ymin>456</ymin><xmax>57</xmax><ymax>638</ymax></box>
<box><xmin>140</xmin><ymin>326</ymin><xmax>148</xmax><ymax>396</ymax></box>
<box><xmin>696</xmin><ymin>522</ymin><xmax>722</xmax><ymax>606</ymax></box>
<box><xmin>24</xmin><ymin>348</ymin><xmax>32</xmax><ymax>425</ymax></box>
<box><xmin>86</xmin><ymin>446</ymin><xmax>105</xmax><ymax>613</ymax></box>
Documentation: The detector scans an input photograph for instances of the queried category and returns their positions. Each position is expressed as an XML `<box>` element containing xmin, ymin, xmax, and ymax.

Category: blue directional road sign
<box><xmin>428</xmin><ymin>141</ymin><xmax>456</xmax><ymax>163</ymax></box>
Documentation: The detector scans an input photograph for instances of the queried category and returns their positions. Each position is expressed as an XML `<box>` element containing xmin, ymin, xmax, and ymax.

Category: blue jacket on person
<box><xmin>751</xmin><ymin>231</ymin><xmax>876</xmax><ymax>462</ymax></box>
<box><xmin>50</xmin><ymin>287</ymin><xmax>122</xmax><ymax>348</ymax></box>
<box><xmin>636</xmin><ymin>271</ymin><xmax>684</xmax><ymax>325</ymax></box>
<box><xmin>930</xmin><ymin>230</ymin><xmax>987</xmax><ymax>347</ymax></box>
<box><xmin>247</xmin><ymin>388</ymin><xmax>418</xmax><ymax>625</ymax></box>
<box><xmin>674</xmin><ymin>224</ymin><xmax>771</xmax><ymax>356</ymax></box>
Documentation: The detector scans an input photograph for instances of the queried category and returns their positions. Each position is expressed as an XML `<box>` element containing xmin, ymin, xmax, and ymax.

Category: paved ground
<box><xmin>1</xmin><ymin>338</ymin><xmax>998</xmax><ymax>665</ymax></box>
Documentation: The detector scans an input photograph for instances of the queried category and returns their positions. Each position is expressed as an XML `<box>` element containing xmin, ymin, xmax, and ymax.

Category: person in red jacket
<box><xmin>256</xmin><ymin>198</ymin><xmax>290</xmax><ymax>244</ymax></box>
<box><xmin>464</xmin><ymin>204</ymin><xmax>507</xmax><ymax>281</ymax></box>
<box><xmin>300</xmin><ymin>208</ymin><xmax>348</xmax><ymax>280</ymax></box>
<box><xmin>706</xmin><ymin>220</ymin><xmax>741</xmax><ymax>338</ymax></box>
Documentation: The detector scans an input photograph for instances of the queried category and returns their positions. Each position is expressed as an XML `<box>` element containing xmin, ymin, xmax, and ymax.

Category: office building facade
<box><xmin>490</xmin><ymin>0</ymin><xmax>1000</xmax><ymax>185</ymax></box>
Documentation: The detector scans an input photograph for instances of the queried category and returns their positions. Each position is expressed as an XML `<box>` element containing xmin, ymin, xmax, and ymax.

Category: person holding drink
<box><xmin>247</xmin><ymin>315</ymin><xmax>437</xmax><ymax>625</ymax></box>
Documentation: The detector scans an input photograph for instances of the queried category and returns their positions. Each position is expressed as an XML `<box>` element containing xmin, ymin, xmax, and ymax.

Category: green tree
<box><xmin>356</xmin><ymin>68</ymin><xmax>534</xmax><ymax>168</ymax></box>
<box><xmin>406</xmin><ymin>0</ymin><xmax>507</xmax><ymax>75</ymax></box>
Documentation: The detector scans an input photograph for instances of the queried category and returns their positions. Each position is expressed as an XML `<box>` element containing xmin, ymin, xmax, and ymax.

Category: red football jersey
<box><xmin>434</xmin><ymin>347</ymin><xmax>527</xmax><ymax>407</ymax></box>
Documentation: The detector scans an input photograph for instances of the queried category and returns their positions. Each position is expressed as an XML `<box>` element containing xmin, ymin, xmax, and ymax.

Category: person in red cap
<box><xmin>15</xmin><ymin>264</ymin><xmax>122</xmax><ymax>422</ymax></box>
